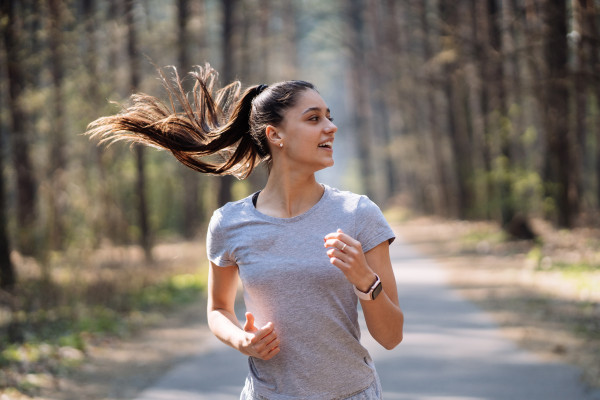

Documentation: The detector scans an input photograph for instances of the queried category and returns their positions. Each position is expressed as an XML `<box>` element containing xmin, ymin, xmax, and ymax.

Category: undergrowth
<box><xmin>0</xmin><ymin>242</ymin><xmax>208</xmax><ymax>397</ymax></box>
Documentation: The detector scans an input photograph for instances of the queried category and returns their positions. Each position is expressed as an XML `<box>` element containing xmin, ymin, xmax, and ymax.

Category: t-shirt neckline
<box><xmin>247</xmin><ymin>184</ymin><xmax>330</xmax><ymax>224</ymax></box>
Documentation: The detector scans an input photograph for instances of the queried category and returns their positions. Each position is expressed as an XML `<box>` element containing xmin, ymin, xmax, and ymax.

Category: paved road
<box><xmin>135</xmin><ymin>238</ymin><xmax>600</xmax><ymax>400</ymax></box>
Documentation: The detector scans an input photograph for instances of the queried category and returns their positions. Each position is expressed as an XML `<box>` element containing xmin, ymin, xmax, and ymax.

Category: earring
<box><xmin>279</xmin><ymin>143</ymin><xmax>283</xmax><ymax>148</ymax></box>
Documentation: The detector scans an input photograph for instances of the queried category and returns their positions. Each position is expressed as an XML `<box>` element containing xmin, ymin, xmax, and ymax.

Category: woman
<box><xmin>88</xmin><ymin>64</ymin><xmax>404</xmax><ymax>400</ymax></box>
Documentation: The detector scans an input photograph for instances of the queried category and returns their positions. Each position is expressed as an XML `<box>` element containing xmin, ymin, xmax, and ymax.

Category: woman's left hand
<box><xmin>324</xmin><ymin>229</ymin><xmax>378</xmax><ymax>292</ymax></box>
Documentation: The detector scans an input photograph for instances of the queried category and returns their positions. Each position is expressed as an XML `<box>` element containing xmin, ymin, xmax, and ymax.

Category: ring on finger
<box><xmin>341</xmin><ymin>243</ymin><xmax>347</xmax><ymax>251</ymax></box>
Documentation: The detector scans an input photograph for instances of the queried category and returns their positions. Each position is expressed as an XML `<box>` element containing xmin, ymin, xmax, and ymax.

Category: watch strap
<box><xmin>354</xmin><ymin>274</ymin><xmax>382</xmax><ymax>301</ymax></box>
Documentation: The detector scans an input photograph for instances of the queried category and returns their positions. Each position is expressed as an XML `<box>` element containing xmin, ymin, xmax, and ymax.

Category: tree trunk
<box><xmin>440</xmin><ymin>0</ymin><xmax>471</xmax><ymax>219</ymax></box>
<box><xmin>217</xmin><ymin>0</ymin><xmax>237</xmax><ymax>206</ymax></box>
<box><xmin>419</xmin><ymin>0</ymin><xmax>452</xmax><ymax>216</ymax></box>
<box><xmin>177</xmin><ymin>0</ymin><xmax>201</xmax><ymax>238</ymax></box>
<box><xmin>586</xmin><ymin>3</ymin><xmax>600</xmax><ymax>210</ymax></box>
<box><xmin>0</xmin><ymin>103</ymin><xmax>15</xmax><ymax>290</ymax></box>
<box><xmin>365</xmin><ymin>0</ymin><xmax>397</xmax><ymax>203</ymax></box>
<box><xmin>48</xmin><ymin>0</ymin><xmax>67</xmax><ymax>251</ymax></box>
<box><xmin>2</xmin><ymin>0</ymin><xmax>38</xmax><ymax>256</ymax></box>
<box><xmin>346</xmin><ymin>0</ymin><xmax>374</xmax><ymax>200</ymax></box>
<box><xmin>101</xmin><ymin>0</ymin><xmax>128</xmax><ymax>244</ymax></box>
<box><xmin>258</xmin><ymin>0</ymin><xmax>271</xmax><ymax>81</ymax></box>
<box><xmin>502</xmin><ymin>0</ymin><xmax>525</xmax><ymax>164</ymax></box>
<box><xmin>280</xmin><ymin>0</ymin><xmax>299</xmax><ymax>79</ymax></box>
<box><xmin>486</xmin><ymin>0</ymin><xmax>516</xmax><ymax>228</ymax></box>
<box><xmin>126</xmin><ymin>0</ymin><xmax>153</xmax><ymax>260</ymax></box>
<box><xmin>542</xmin><ymin>0</ymin><xmax>573</xmax><ymax>227</ymax></box>
<box><xmin>82</xmin><ymin>0</ymin><xmax>108</xmax><ymax>245</ymax></box>
<box><xmin>573</xmin><ymin>0</ymin><xmax>592</xmax><ymax>218</ymax></box>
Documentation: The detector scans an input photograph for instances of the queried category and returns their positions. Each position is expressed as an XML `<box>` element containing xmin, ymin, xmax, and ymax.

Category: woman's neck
<box><xmin>257</xmin><ymin>171</ymin><xmax>324</xmax><ymax>218</ymax></box>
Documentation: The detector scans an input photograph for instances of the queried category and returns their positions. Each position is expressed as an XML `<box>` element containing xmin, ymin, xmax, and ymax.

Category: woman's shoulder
<box><xmin>209</xmin><ymin>193</ymin><xmax>255</xmax><ymax>227</ymax></box>
<box><xmin>324</xmin><ymin>184</ymin><xmax>372</xmax><ymax>206</ymax></box>
<box><xmin>324</xmin><ymin>185</ymin><xmax>385</xmax><ymax>217</ymax></box>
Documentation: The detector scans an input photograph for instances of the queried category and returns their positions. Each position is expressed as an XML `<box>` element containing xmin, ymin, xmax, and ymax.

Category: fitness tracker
<box><xmin>354</xmin><ymin>274</ymin><xmax>382</xmax><ymax>301</ymax></box>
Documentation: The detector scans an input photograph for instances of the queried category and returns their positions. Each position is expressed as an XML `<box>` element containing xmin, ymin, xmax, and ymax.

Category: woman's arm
<box><xmin>207</xmin><ymin>261</ymin><xmax>280</xmax><ymax>360</ymax></box>
<box><xmin>324</xmin><ymin>231</ymin><xmax>404</xmax><ymax>350</ymax></box>
<box><xmin>360</xmin><ymin>241</ymin><xmax>404</xmax><ymax>349</ymax></box>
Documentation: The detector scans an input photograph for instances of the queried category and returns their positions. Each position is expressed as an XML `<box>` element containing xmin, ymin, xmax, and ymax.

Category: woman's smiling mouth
<box><xmin>318</xmin><ymin>141</ymin><xmax>333</xmax><ymax>149</ymax></box>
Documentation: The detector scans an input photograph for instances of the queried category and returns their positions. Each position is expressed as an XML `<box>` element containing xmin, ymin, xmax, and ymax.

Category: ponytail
<box><xmin>86</xmin><ymin>64</ymin><xmax>266</xmax><ymax>179</ymax></box>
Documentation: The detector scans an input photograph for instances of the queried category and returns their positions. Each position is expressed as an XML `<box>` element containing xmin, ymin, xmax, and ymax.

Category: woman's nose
<box><xmin>327</xmin><ymin>120</ymin><xmax>338</xmax><ymax>134</ymax></box>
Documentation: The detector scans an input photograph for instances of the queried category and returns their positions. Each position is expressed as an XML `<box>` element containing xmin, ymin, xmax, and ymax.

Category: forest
<box><xmin>1</xmin><ymin>0</ymin><xmax>600</xmax><ymax>394</ymax></box>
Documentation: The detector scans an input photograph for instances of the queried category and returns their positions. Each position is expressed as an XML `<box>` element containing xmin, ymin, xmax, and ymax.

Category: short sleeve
<box><xmin>206</xmin><ymin>209</ymin><xmax>237</xmax><ymax>267</ymax></box>
<box><xmin>355</xmin><ymin>196</ymin><xmax>395</xmax><ymax>253</ymax></box>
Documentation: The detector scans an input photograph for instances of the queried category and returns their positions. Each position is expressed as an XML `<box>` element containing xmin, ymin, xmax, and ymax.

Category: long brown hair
<box><xmin>86</xmin><ymin>64</ymin><xmax>315</xmax><ymax>179</ymax></box>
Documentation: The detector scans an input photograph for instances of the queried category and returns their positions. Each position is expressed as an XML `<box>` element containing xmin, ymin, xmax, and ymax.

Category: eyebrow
<box><xmin>302</xmin><ymin>106</ymin><xmax>331</xmax><ymax>115</ymax></box>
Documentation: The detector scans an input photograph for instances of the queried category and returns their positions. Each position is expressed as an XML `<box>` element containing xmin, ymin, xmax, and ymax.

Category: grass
<box><xmin>0</xmin><ymin>241</ymin><xmax>208</xmax><ymax>397</ymax></box>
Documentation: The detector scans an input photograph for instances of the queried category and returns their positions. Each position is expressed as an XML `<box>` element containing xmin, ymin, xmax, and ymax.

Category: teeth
<box><xmin>319</xmin><ymin>141</ymin><xmax>333</xmax><ymax>148</ymax></box>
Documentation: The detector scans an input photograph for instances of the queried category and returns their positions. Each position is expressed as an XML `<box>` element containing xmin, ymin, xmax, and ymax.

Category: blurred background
<box><xmin>1</xmin><ymin>0</ymin><xmax>599</xmax><ymax>396</ymax></box>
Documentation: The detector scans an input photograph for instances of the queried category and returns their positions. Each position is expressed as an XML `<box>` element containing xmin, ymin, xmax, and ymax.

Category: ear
<box><xmin>265</xmin><ymin>125</ymin><xmax>284</xmax><ymax>147</ymax></box>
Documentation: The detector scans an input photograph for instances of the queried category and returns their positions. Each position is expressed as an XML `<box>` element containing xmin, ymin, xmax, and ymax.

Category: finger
<box><xmin>326</xmin><ymin>247</ymin><xmax>348</xmax><ymax>262</ymax></box>
<box><xmin>325</xmin><ymin>230</ymin><xmax>358</xmax><ymax>247</ymax></box>
<box><xmin>254</xmin><ymin>330</ymin><xmax>279</xmax><ymax>355</ymax></box>
<box><xmin>255</xmin><ymin>322</ymin><xmax>275</xmax><ymax>341</ymax></box>
<box><xmin>324</xmin><ymin>238</ymin><xmax>348</xmax><ymax>251</ymax></box>
<box><xmin>324</xmin><ymin>230</ymin><xmax>342</xmax><ymax>241</ymax></box>
<box><xmin>263</xmin><ymin>335</ymin><xmax>280</xmax><ymax>352</ymax></box>
<box><xmin>338</xmin><ymin>231</ymin><xmax>362</xmax><ymax>249</ymax></box>
<box><xmin>328</xmin><ymin>256</ymin><xmax>348</xmax><ymax>271</ymax></box>
<box><xmin>262</xmin><ymin>346</ymin><xmax>280</xmax><ymax>360</ymax></box>
<box><xmin>262</xmin><ymin>334</ymin><xmax>280</xmax><ymax>351</ymax></box>
<box><xmin>243</xmin><ymin>312</ymin><xmax>256</xmax><ymax>332</ymax></box>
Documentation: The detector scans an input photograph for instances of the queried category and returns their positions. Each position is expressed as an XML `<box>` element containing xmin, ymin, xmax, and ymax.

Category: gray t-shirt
<box><xmin>207</xmin><ymin>184</ymin><xmax>395</xmax><ymax>400</ymax></box>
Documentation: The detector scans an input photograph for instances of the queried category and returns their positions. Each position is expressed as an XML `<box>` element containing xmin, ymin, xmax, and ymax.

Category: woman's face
<box><xmin>274</xmin><ymin>89</ymin><xmax>337</xmax><ymax>172</ymax></box>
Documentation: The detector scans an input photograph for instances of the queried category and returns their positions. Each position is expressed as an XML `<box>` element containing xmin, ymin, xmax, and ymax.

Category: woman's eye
<box><xmin>327</xmin><ymin>116</ymin><xmax>334</xmax><ymax>122</ymax></box>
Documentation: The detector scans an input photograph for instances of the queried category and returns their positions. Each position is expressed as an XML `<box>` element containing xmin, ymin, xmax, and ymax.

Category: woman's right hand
<box><xmin>241</xmin><ymin>312</ymin><xmax>280</xmax><ymax>360</ymax></box>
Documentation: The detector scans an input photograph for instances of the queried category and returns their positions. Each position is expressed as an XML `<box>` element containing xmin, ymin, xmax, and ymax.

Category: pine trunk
<box><xmin>126</xmin><ymin>0</ymin><xmax>153</xmax><ymax>260</ymax></box>
<box><xmin>542</xmin><ymin>0</ymin><xmax>573</xmax><ymax>227</ymax></box>
<box><xmin>48</xmin><ymin>0</ymin><xmax>67</xmax><ymax>250</ymax></box>
<box><xmin>2</xmin><ymin>0</ymin><xmax>38</xmax><ymax>256</ymax></box>
<box><xmin>178</xmin><ymin>0</ymin><xmax>201</xmax><ymax>238</ymax></box>
<box><xmin>217</xmin><ymin>0</ymin><xmax>237</xmax><ymax>207</ymax></box>
<box><xmin>0</xmin><ymin>101</ymin><xmax>15</xmax><ymax>289</ymax></box>
<box><xmin>347</xmin><ymin>0</ymin><xmax>374</xmax><ymax>200</ymax></box>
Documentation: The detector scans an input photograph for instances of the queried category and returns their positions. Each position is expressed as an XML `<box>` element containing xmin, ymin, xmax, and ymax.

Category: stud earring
<box><xmin>279</xmin><ymin>143</ymin><xmax>283</xmax><ymax>148</ymax></box>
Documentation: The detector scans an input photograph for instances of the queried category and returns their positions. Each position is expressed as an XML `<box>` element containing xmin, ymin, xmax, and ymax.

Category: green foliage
<box><xmin>473</xmin><ymin>156</ymin><xmax>546</xmax><ymax>220</ymax></box>
<box><xmin>0</xmin><ymin>341</ymin><xmax>84</xmax><ymax>395</ymax></box>
<box><xmin>75</xmin><ymin>306</ymin><xmax>125</xmax><ymax>337</ymax></box>
<box><xmin>134</xmin><ymin>271</ymin><xmax>207</xmax><ymax>309</ymax></box>
<box><xmin>549</xmin><ymin>261</ymin><xmax>599</xmax><ymax>273</ymax></box>
<box><xmin>527</xmin><ymin>248</ymin><xmax>600</xmax><ymax>317</ymax></box>
<box><xmin>526</xmin><ymin>245</ymin><xmax>544</xmax><ymax>267</ymax></box>
<box><xmin>0</xmin><ymin>264</ymin><xmax>208</xmax><ymax>395</ymax></box>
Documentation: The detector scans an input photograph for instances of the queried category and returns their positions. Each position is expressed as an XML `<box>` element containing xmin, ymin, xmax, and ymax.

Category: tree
<box><xmin>2</xmin><ymin>0</ymin><xmax>38</xmax><ymax>256</ymax></box>
<box><xmin>47</xmin><ymin>0</ymin><xmax>68</xmax><ymax>250</ymax></box>
<box><xmin>573</xmin><ymin>0</ymin><xmax>596</xmax><ymax>217</ymax></box>
<box><xmin>217</xmin><ymin>0</ymin><xmax>238</xmax><ymax>207</ymax></box>
<box><xmin>415</xmin><ymin>0</ymin><xmax>453</xmax><ymax>216</ymax></box>
<box><xmin>177</xmin><ymin>0</ymin><xmax>202</xmax><ymax>238</ymax></box>
<box><xmin>0</xmin><ymin>92</ymin><xmax>15</xmax><ymax>289</ymax></box>
<box><xmin>345</xmin><ymin>0</ymin><xmax>375</xmax><ymax>200</ymax></box>
<box><xmin>125</xmin><ymin>0</ymin><xmax>153</xmax><ymax>260</ymax></box>
<box><xmin>541</xmin><ymin>0</ymin><xmax>574</xmax><ymax>227</ymax></box>
<box><xmin>440</xmin><ymin>0</ymin><xmax>473</xmax><ymax>219</ymax></box>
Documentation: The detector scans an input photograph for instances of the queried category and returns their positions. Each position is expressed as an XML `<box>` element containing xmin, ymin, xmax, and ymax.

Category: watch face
<box><xmin>371</xmin><ymin>281</ymin><xmax>383</xmax><ymax>300</ymax></box>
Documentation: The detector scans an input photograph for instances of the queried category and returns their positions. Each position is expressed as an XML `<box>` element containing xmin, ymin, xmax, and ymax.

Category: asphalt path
<box><xmin>135</xmin><ymin>238</ymin><xmax>600</xmax><ymax>400</ymax></box>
